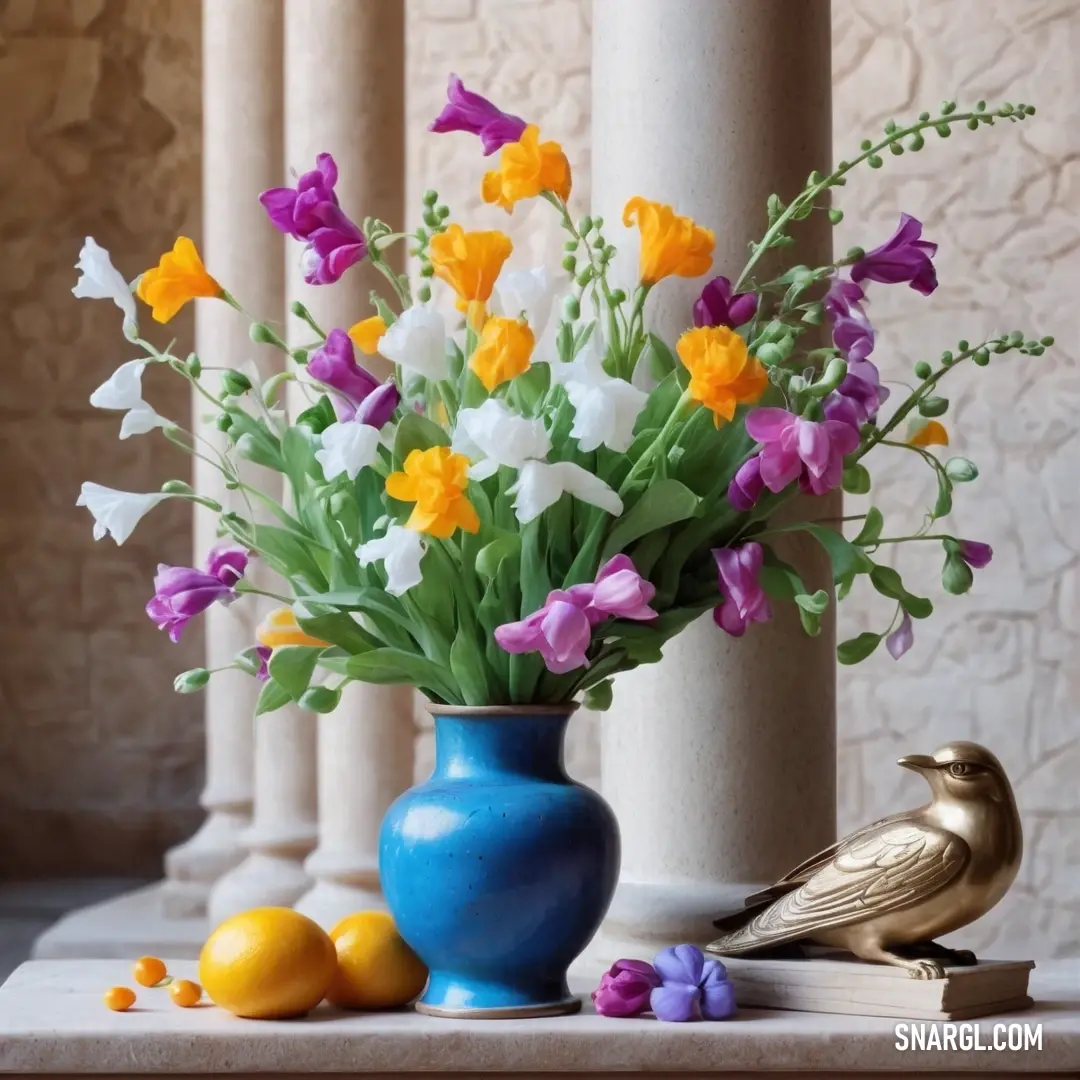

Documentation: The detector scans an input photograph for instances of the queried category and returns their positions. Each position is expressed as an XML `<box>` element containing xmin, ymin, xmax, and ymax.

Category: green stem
<box><xmin>874</xmin><ymin>533</ymin><xmax>954</xmax><ymax>545</ymax></box>
<box><xmin>618</xmin><ymin>389</ymin><xmax>692</xmax><ymax>495</ymax></box>
<box><xmin>236</xmin><ymin>582</ymin><xmax>294</xmax><ymax>605</ymax></box>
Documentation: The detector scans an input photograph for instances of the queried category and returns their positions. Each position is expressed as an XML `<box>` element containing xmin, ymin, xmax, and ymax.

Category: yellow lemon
<box><xmin>199</xmin><ymin>907</ymin><xmax>337</xmax><ymax>1019</ymax></box>
<box><xmin>326</xmin><ymin>911</ymin><xmax>428</xmax><ymax>1010</ymax></box>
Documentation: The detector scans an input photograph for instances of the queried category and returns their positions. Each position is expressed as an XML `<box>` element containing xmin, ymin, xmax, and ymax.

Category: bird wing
<box><xmin>707</xmin><ymin>823</ymin><xmax>969</xmax><ymax>955</ymax></box>
<box><xmin>742</xmin><ymin>807</ymin><xmax>926</xmax><ymax>907</ymax></box>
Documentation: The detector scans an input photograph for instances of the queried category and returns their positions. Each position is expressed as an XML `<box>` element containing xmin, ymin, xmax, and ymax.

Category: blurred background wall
<box><xmin>0</xmin><ymin>0</ymin><xmax>1076</xmax><ymax>956</ymax></box>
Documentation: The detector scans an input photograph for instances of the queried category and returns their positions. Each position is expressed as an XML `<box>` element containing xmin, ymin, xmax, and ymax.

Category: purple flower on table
<box><xmin>727</xmin><ymin>454</ymin><xmax>765</xmax><ymax>512</ymax></box>
<box><xmin>429</xmin><ymin>73</ymin><xmax>528</xmax><ymax>155</ymax></box>
<box><xmin>886</xmin><ymin>612</ymin><xmax>914</xmax><ymax>660</ymax></box>
<box><xmin>712</xmin><ymin>542</ymin><xmax>772</xmax><ymax>638</ymax></box>
<box><xmin>494</xmin><ymin>599</ymin><xmax>593</xmax><ymax>674</ymax></box>
<box><xmin>650</xmin><ymin>945</ymin><xmax>737</xmax><ymax>1022</ymax></box>
<box><xmin>147</xmin><ymin>544</ymin><xmax>249</xmax><ymax>643</ymax></box>
<box><xmin>851</xmin><ymin>213</ymin><xmax>938</xmax><ymax>296</ymax></box>
<box><xmin>592</xmin><ymin>959</ymin><xmax>662</xmax><ymax>1018</ymax></box>
<box><xmin>307</xmin><ymin>329</ymin><xmax>400</xmax><ymax>426</ymax></box>
<box><xmin>259</xmin><ymin>153</ymin><xmax>367</xmax><ymax>286</ymax></box>
<box><xmin>745</xmin><ymin>407</ymin><xmax>861</xmax><ymax>497</ymax></box>
<box><xmin>693</xmin><ymin>276</ymin><xmax>759</xmax><ymax>330</ymax></box>
<box><xmin>957</xmin><ymin>539</ymin><xmax>993</xmax><ymax>569</ymax></box>
<box><xmin>823</xmin><ymin>275</ymin><xmax>875</xmax><ymax>365</ymax></box>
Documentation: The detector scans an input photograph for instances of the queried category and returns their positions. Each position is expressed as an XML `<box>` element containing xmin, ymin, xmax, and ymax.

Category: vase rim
<box><xmin>426</xmin><ymin>702</ymin><xmax>580</xmax><ymax>718</ymax></box>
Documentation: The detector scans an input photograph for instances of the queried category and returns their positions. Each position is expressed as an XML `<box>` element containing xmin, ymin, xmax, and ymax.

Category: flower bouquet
<box><xmin>76</xmin><ymin>77</ymin><xmax>1047</xmax><ymax>1017</ymax></box>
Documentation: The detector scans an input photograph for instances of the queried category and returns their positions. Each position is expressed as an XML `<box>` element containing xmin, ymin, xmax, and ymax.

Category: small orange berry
<box><xmin>132</xmin><ymin>956</ymin><xmax>168</xmax><ymax>987</ymax></box>
<box><xmin>104</xmin><ymin>986</ymin><xmax>136</xmax><ymax>1011</ymax></box>
<box><xmin>169</xmin><ymin>979</ymin><xmax>202</xmax><ymax>1008</ymax></box>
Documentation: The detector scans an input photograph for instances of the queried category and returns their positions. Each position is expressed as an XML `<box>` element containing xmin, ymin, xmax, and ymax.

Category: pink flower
<box><xmin>146</xmin><ymin>544</ymin><xmax>248</xmax><ymax>643</ymax></box>
<box><xmin>563</xmin><ymin>554</ymin><xmax>658</xmax><ymax>625</ymax></box>
<box><xmin>745</xmin><ymin>407</ymin><xmax>860</xmax><ymax>497</ymax></box>
<box><xmin>712</xmin><ymin>542</ymin><xmax>771</xmax><ymax>637</ymax></box>
<box><xmin>886</xmin><ymin>613</ymin><xmax>914</xmax><ymax>660</ymax></box>
<box><xmin>592</xmin><ymin>959</ymin><xmax>661</xmax><ymax>1018</ymax></box>
<box><xmin>429</xmin><ymin>74</ymin><xmax>528</xmax><ymax>155</ymax></box>
<box><xmin>727</xmin><ymin>455</ymin><xmax>765</xmax><ymax>511</ymax></box>
<box><xmin>957</xmin><ymin>540</ymin><xmax>993</xmax><ymax>569</ymax></box>
<box><xmin>851</xmin><ymin>213</ymin><xmax>938</xmax><ymax>296</ymax></box>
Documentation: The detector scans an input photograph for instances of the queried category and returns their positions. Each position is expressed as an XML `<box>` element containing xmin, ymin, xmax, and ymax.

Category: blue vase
<box><xmin>379</xmin><ymin>704</ymin><xmax>620</xmax><ymax>1018</ymax></box>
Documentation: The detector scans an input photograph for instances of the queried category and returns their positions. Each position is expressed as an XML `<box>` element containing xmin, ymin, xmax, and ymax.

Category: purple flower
<box><xmin>254</xmin><ymin>645</ymin><xmax>272</xmax><ymax>681</ymax></box>
<box><xmin>851</xmin><ymin>213</ymin><xmax>938</xmax><ymax>296</ymax></box>
<box><xmin>957</xmin><ymin>540</ymin><xmax>993</xmax><ymax>569</ymax></box>
<box><xmin>823</xmin><ymin>276</ymin><xmax>875</xmax><ymax>365</ymax></box>
<box><xmin>693</xmin><ymin>276</ymin><xmax>759</xmax><ymax>330</ymax></box>
<box><xmin>650</xmin><ymin>945</ymin><xmax>737</xmax><ymax>1022</ymax></box>
<box><xmin>308</xmin><ymin>329</ymin><xmax>400</xmax><ymax>426</ymax></box>
<box><xmin>746</xmin><ymin>407</ymin><xmax>861</xmax><ymax>497</ymax></box>
<box><xmin>712</xmin><ymin>542</ymin><xmax>772</xmax><ymax>637</ymax></box>
<box><xmin>429</xmin><ymin>73</ymin><xmax>528</xmax><ymax>156</ymax></box>
<box><xmin>886</xmin><ymin>612</ymin><xmax>914</xmax><ymax>660</ymax></box>
<box><xmin>592</xmin><ymin>959</ymin><xmax>662</xmax><ymax>1018</ymax></box>
<box><xmin>562</xmin><ymin>555</ymin><xmax>658</xmax><ymax>624</ymax></box>
<box><xmin>727</xmin><ymin>455</ymin><xmax>765</xmax><ymax>511</ymax></box>
<box><xmin>147</xmin><ymin>544</ymin><xmax>249</xmax><ymax>643</ymax></box>
<box><xmin>259</xmin><ymin>153</ymin><xmax>367</xmax><ymax>286</ymax></box>
<box><xmin>824</xmin><ymin>357</ymin><xmax>890</xmax><ymax>431</ymax></box>
<box><xmin>494</xmin><ymin>599</ymin><xmax>592</xmax><ymax>674</ymax></box>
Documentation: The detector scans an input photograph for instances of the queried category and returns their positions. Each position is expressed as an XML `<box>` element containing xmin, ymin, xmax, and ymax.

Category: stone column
<box><xmin>162</xmin><ymin>0</ymin><xmax>285</xmax><ymax>919</ymax></box>
<box><xmin>283</xmin><ymin>0</ymin><xmax>416</xmax><ymax>930</ymax></box>
<box><xmin>585</xmin><ymin>0</ymin><xmax>836</xmax><ymax>962</ymax></box>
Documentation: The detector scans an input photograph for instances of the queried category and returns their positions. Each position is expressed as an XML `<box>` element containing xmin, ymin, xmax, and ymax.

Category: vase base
<box><xmin>414</xmin><ymin>996</ymin><xmax>582</xmax><ymax>1020</ymax></box>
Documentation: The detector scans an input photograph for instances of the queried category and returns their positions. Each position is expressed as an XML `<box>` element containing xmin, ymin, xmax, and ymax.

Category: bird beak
<box><xmin>897</xmin><ymin>754</ymin><xmax>937</xmax><ymax>773</ymax></box>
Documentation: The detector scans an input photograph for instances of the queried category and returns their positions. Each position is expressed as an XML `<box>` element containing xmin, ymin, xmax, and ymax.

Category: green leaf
<box><xmin>519</xmin><ymin>519</ymin><xmax>552</xmax><ymax>617</ymax></box>
<box><xmin>282</xmin><ymin>425</ymin><xmax>319</xmax><ymax>492</ymax></box>
<box><xmin>299</xmin><ymin>685</ymin><xmax>342</xmax><ymax>713</ymax></box>
<box><xmin>796</xmin><ymin>523</ymin><xmax>875</xmax><ymax>583</ymax></box>
<box><xmin>294</xmin><ymin>394</ymin><xmax>336</xmax><ymax>435</ymax></box>
<box><xmin>268</xmin><ymin>646</ymin><xmax>323</xmax><ymax>701</ymax></box>
<box><xmin>295</xmin><ymin>607</ymin><xmax>383</xmax><ymax>653</ymax></box>
<box><xmin>795</xmin><ymin>589</ymin><xmax>829</xmax><ymax>615</ymax></box>
<box><xmin>837</xmin><ymin>632</ymin><xmax>883</xmax><ymax>665</ymax></box>
<box><xmin>600</xmin><ymin>480</ymin><xmax>700</xmax><ymax>563</ymax></box>
<box><xmin>320</xmin><ymin>648</ymin><xmax>460</xmax><ymax>703</ymax></box>
<box><xmin>450</xmin><ymin>627</ymin><xmax>493</xmax><ymax>706</ymax></box>
<box><xmin>512</xmin><ymin>362</ymin><xmax>551</xmax><ymax>413</ymax></box>
<box><xmin>250</xmin><ymin>524</ymin><xmax>329</xmax><ymax>589</ymax></box>
<box><xmin>628</xmin><ymin>528</ymin><xmax>670</xmax><ymax>579</ymax></box>
<box><xmin>635</xmin><ymin>370</ymin><xmax>681</xmax><ymax>433</ymax></box>
<box><xmin>852</xmin><ymin>507</ymin><xmax>884</xmax><ymax>547</ymax></box>
<box><xmin>173</xmin><ymin>668</ymin><xmax>210</xmax><ymax>694</ymax></box>
<box><xmin>393</xmin><ymin>411</ymin><xmax>450</xmax><ymax>467</ymax></box>
<box><xmin>870</xmin><ymin>566</ymin><xmax>933</xmax><ymax>620</ymax></box>
<box><xmin>255</xmin><ymin>678</ymin><xmax>292</xmax><ymax>716</ymax></box>
<box><xmin>933</xmin><ymin>474</ymin><xmax>953</xmax><ymax>519</ymax></box>
<box><xmin>476</xmin><ymin>534</ymin><xmax>521</xmax><ymax>580</ymax></box>
<box><xmin>646</xmin><ymin>333</ymin><xmax>678</xmax><ymax>381</ymax></box>
<box><xmin>583</xmin><ymin>678</ymin><xmax>614</xmax><ymax>712</ymax></box>
<box><xmin>842</xmin><ymin>463</ymin><xmax>871</xmax><ymax>495</ymax></box>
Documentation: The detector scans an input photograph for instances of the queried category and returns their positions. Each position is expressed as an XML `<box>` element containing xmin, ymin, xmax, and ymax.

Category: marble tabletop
<box><xmin>0</xmin><ymin>959</ymin><xmax>1077</xmax><ymax>1076</ymax></box>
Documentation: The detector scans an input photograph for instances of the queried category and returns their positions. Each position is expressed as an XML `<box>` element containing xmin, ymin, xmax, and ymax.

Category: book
<box><xmin>719</xmin><ymin>950</ymin><xmax>1035</xmax><ymax>1020</ymax></box>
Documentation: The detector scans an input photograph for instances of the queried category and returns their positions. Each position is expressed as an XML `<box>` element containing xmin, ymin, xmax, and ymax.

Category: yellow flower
<box><xmin>348</xmin><ymin>315</ymin><xmax>387</xmax><ymax>355</ymax></box>
<box><xmin>385</xmin><ymin>446</ymin><xmax>480</xmax><ymax>539</ymax></box>
<box><xmin>256</xmin><ymin>607</ymin><xmax>330</xmax><ymax>649</ymax></box>
<box><xmin>909</xmin><ymin>420</ymin><xmax>949</xmax><ymax>447</ymax></box>
<box><xmin>676</xmin><ymin>326</ymin><xmax>768</xmax><ymax>425</ymax></box>
<box><xmin>428</xmin><ymin>224</ymin><xmax>513</xmax><ymax>327</ymax></box>
<box><xmin>136</xmin><ymin>237</ymin><xmax>223</xmax><ymax>323</ymax></box>
<box><xmin>469</xmin><ymin>316</ymin><xmax>535</xmax><ymax>392</ymax></box>
<box><xmin>481</xmin><ymin>125</ymin><xmax>572</xmax><ymax>213</ymax></box>
<box><xmin>623</xmin><ymin>197</ymin><xmax>714</xmax><ymax>285</ymax></box>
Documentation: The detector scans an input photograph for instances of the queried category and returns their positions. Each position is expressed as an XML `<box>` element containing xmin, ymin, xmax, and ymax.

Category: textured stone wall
<box><xmin>0</xmin><ymin>0</ymin><xmax>204</xmax><ymax>878</ymax></box>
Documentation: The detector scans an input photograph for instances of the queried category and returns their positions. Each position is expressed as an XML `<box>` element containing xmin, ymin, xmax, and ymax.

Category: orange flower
<box><xmin>136</xmin><ymin>237</ymin><xmax>223</xmax><ymax>323</ymax></box>
<box><xmin>481</xmin><ymin>125</ymin><xmax>572</xmax><ymax>213</ymax></box>
<box><xmin>348</xmin><ymin>315</ymin><xmax>387</xmax><ymax>355</ymax></box>
<box><xmin>428</xmin><ymin>225</ymin><xmax>513</xmax><ymax>327</ymax></box>
<box><xmin>469</xmin><ymin>316</ymin><xmax>535</xmax><ymax>392</ymax></box>
<box><xmin>256</xmin><ymin>607</ymin><xmax>330</xmax><ymax>649</ymax></box>
<box><xmin>909</xmin><ymin>420</ymin><xmax>949</xmax><ymax>448</ymax></box>
<box><xmin>623</xmin><ymin>197</ymin><xmax>714</xmax><ymax>285</ymax></box>
<box><xmin>386</xmin><ymin>447</ymin><xmax>480</xmax><ymax>539</ymax></box>
<box><xmin>676</xmin><ymin>326</ymin><xmax>768</xmax><ymax>425</ymax></box>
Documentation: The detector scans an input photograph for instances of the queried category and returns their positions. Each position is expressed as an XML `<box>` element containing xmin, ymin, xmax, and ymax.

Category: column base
<box><xmin>206</xmin><ymin>852</ymin><xmax>313</xmax><ymax>927</ymax></box>
<box><xmin>571</xmin><ymin>879</ymin><xmax>762</xmax><ymax>979</ymax></box>
<box><xmin>292</xmin><ymin>879</ymin><xmax>385</xmax><ymax>930</ymax></box>
<box><xmin>162</xmin><ymin>806</ymin><xmax>251</xmax><ymax>918</ymax></box>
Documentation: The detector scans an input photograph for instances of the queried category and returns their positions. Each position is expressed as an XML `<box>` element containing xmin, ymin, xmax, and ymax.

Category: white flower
<box><xmin>494</xmin><ymin>267</ymin><xmax>555</xmax><ymax>339</ymax></box>
<box><xmin>551</xmin><ymin>328</ymin><xmax>648</xmax><ymax>452</ymax></box>
<box><xmin>89</xmin><ymin>359</ymin><xmax>167</xmax><ymax>439</ymax></box>
<box><xmin>356</xmin><ymin>525</ymin><xmax>426</xmax><ymax>596</ymax></box>
<box><xmin>452</xmin><ymin>399</ymin><xmax>551</xmax><ymax>481</ymax></box>
<box><xmin>76</xmin><ymin>483</ymin><xmax>170</xmax><ymax>545</ymax></box>
<box><xmin>509</xmin><ymin>461</ymin><xmax>623</xmax><ymax>524</ymax></box>
<box><xmin>378</xmin><ymin>305</ymin><xmax>449</xmax><ymax>381</ymax></box>
<box><xmin>315</xmin><ymin>421</ymin><xmax>382</xmax><ymax>481</ymax></box>
<box><xmin>72</xmin><ymin>237</ymin><xmax>138</xmax><ymax>340</ymax></box>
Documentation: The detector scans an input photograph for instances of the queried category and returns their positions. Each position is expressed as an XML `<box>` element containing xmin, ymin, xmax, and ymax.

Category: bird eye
<box><xmin>948</xmin><ymin>762</ymin><xmax>971</xmax><ymax>778</ymax></box>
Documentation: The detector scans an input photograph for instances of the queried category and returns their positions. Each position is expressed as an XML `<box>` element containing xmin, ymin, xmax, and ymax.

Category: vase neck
<box><xmin>432</xmin><ymin>713</ymin><xmax>571</xmax><ymax>781</ymax></box>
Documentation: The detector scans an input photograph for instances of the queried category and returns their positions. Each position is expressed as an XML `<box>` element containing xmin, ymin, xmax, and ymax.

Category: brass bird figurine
<box><xmin>707</xmin><ymin>742</ymin><xmax>1022</xmax><ymax>979</ymax></box>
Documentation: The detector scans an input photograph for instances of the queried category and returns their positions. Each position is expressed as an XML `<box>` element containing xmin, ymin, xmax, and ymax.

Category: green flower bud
<box><xmin>828</xmin><ymin>208</ymin><xmax>844</xmax><ymax>225</ymax></box>
<box><xmin>161</xmin><ymin>479</ymin><xmax>194</xmax><ymax>495</ymax></box>
<box><xmin>908</xmin><ymin>132</ymin><xmax>925</xmax><ymax>152</ymax></box>
<box><xmin>576</xmin><ymin>267</ymin><xmax>594</xmax><ymax>287</ymax></box>
<box><xmin>437</xmin><ymin>204</ymin><xmax>451</xmax><ymax>219</ymax></box>
<box><xmin>957</xmin><ymin>339</ymin><xmax>970</xmax><ymax>351</ymax></box>
<box><xmin>918</xmin><ymin>111</ymin><xmax>931</xmax><ymax>122</ymax></box>
<box><xmin>889</xmin><ymin>142</ymin><xmax>904</xmax><ymax>156</ymax></box>
<box><xmin>940</xmin><ymin>350</ymin><xmax>954</xmax><ymax>365</ymax></box>
<box><xmin>914</xmin><ymin>360</ymin><xmax>932</xmax><ymax>379</ymax></box>
<box><xmin>562</xmin><ymin>294</ymin><xmax>581</xmax><ymax>321</ymax></box>
<box><xmin>300</xmin><ymin>686</ymin><xmax>342</xmax><ymax>714</ymax></box>
<box><xmin>593</xmin><ymin>215</ymin><xmax>604</xmax><ymax>229</ymax></box>
<box><xmin>562</xmin><ymin>254</ymin><xmax>577</xmax><ymax>273</ymax></box>
<box><xmin>174</xmin><ymin>668</ymin><xmax>211</xmax><ymax>694</ymax></box>
<box><xmin>420</xmin><ymin>263</ymin><xmax>435</xmax><ymax>277</ymax></box>
<box><xmin>578</xmin><ymin>215</ymin><xmax>593</xmax><ymax>234</ymax></box>
<box><xmin>610</xmin><ymin>288</ymin><xmax>627</xmax><ymax>304</ymax></box>
<box><xmin>945</xmin><ymin>457</ymin><xmax>979</xmax><ymax>483</ymax></box>
<box><xmin>564</xmin><ymin>239</ymin><xmax>579</xmax><ymax>252</ymax></box>
<box><xmin>221</xmin><ymin>369</ymin><xmax>252</xmax><ymax>395</ymax></box>
<box><xmin>966</xmin><ymin>117</ymin><xmax>979</xmax><ymax>131</ymax></box>
<box><xmin>1040</xmin><ymin>335</ymin><xmax>1055</xmax><ymax>346</ymax></box>
<box><xmin>918</xmin><ymin>395</ymin><xmax>949</xmax><ymax>418</ymax></box>
<box><xmin>215</xmin><ymin>413</ymin><xmax>233</xmax><ymax>433</ymax></box>
<box><xmin>859</xmin><ymin>139</ymin><xmax>873</xmax><ymax>151</ymax></box>
<box><xmin>842</xmin><ymin>463</ymin><xmax>872</xmax><ymax>495</ymax></box>
<box><xmin>846</xmin><ymin>246</ymin><xmax>865</xmax><ymax>261</ymax></box>
<box><xmin>291</xmin><ymin>348</ymin><xmax>308</xmax><ymax>366</ymax></box>
<box><xmin>423</xmin><ymin>210</ymin><xmax>439</xmax><ymax>228</ymax></box>
<box><xmin>422</xmin><ymin>189</ymin><xmax>439</xmax><ymax>206</ymax></box>
<box><xmin>186</xmin><ymin>354</ymin><xmax>202</xmax><ymax>378</ymax></box>
<box><xmin>417</xmin><ymin>283</ymin><xmax>432</xmax><ymax>303</ymax></box>
<box><xmin>935</xmin><ymin>123</ymin><xmax>952</xmax><ymax>138</ymax></box>
<box><xmin>868</xmin><ymin>154</ymin><xmax>884</xmax><ymax>168</ymax></box>
<box><xmin>940</xmin><ymin>100</ymin><xmax>957</xmax><ymax>115</ymax></box>
<box><xmin>809</xmin><ymin>356</ymin><xmax>847</xmax><ymax>396</ymax></box>
<box><xmin>973</xmin><ymin>348</ymin><xmax>991</xmax><ymax>366</ymax></box>
<box><xmin>942</xmin><ymin>553</ymin><xmax>974</xmax><ymax>596</ymax></box>
<box><xmin>249</xmin><ymin>322</ymin><xmax>281</xmax><ymax>345</ymax></box>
